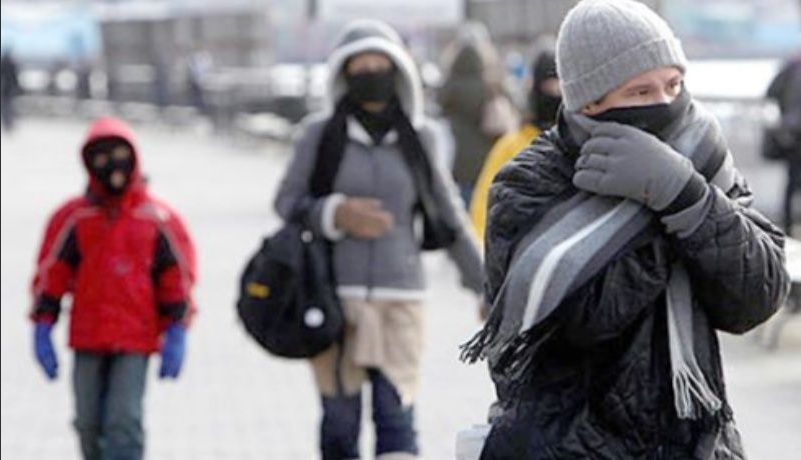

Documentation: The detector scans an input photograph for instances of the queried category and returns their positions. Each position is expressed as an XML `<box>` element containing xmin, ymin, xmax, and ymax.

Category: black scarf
<box><xmin>352</xmin><ymin>103</ymin><xmax>394</xmax><ymax>145</ymax></box>
<box><xmin>311</xmin><ymin>96</ymin><xmax>456</xmax><ymax>249</ymax></box>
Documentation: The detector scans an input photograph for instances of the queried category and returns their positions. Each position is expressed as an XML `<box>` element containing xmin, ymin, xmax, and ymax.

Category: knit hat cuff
<box><xmin>561</xmin><ymin>37</ymin><xmax>688</xmax><ymax>111</ymax></box>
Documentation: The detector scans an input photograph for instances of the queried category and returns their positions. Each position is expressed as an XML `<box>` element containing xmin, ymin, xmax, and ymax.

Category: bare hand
<box><xmin>334</xmin><ymin>198</ymin><xmax>395</xmax><ymax>239</ymax></box>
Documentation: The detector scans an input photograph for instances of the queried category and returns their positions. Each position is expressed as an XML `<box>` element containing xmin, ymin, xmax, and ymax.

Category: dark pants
<box><xmin>320</xmin><ymin>369</ymin><xmax>418</xmax><ymax>460</ymax></box>
<box><xmin>188</xmin><ymin>81</ymin><xmax>206</xmax><ymax>115</ymax></box>
<box><xmin>73</xmin><ymin>352</ymin><xmax>149</xmax><ymax>460</ymax></box>
<box><xmin>784</xmin><ymin>158</ymin><xmax>801</xmax><ymax>233</ymax></box>
<box><xmin>1</xmin><ymin>95</ymin><xmax>15</xmax><ymax>132</ymax></box>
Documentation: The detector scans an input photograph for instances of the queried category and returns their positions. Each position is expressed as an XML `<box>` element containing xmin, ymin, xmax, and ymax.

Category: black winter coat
<box><xmin>480</xmin><ymin>121</ymin><xmax>789</xmax><ymax>460</ymax></box>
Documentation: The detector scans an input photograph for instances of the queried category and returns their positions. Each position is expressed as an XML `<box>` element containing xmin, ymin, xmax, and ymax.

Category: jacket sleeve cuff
<box><xmin>158</xmin><ymin>301</ymin><xmax>189</xmax><ymax>322</ymax></box>
<box><xmin>660</xmin><ymin>185</ymin><xmax>713</xmax><ymax>238</ymax></box>
<box><xmin>30</xmin><ymin>294</ymin><xmax>62</xmax><ymax>324</ymax></box>
<box><xmin>658</xmin><ymin>171</ymin><xmax>708</xmax><ymax>217</ymax></box>
<box><xmin>320</xmin><ymin>193</ymin><xmax>347</xmax><ymax>241</ymax></box>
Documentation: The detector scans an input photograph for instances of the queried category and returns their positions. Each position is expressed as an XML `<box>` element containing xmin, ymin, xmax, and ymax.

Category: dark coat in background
<box><xmin>438</xmin><ymin>45</ymin><xmax>497</xmax><ymax>187</ymax></box>
<box><xmin>766</xmin><ymin>58</ymin><xmax>801</xmax><ymax>231</ymax></box>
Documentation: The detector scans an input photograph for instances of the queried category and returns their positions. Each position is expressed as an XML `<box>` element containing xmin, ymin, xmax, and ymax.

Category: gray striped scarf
<box><xmin>464</xmin><ymin>98</ymin><xmax>739</xmax><ymax>419</ymax></box>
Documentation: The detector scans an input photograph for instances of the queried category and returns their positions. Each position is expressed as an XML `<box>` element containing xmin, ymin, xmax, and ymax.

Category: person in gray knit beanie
<box><xmin>459</xmin><ymin>0</ymin><xmax>789</xmax><ymax>459</ymax></box>
<box><xmin>556</xmin><ymin>0</ymin><xmax>687</xmax><ymax>112</ymax></box>
<box><xmin>555</xmin><ymin>0</ymin><xmax>700</xmax><ymax>214</ymax></box>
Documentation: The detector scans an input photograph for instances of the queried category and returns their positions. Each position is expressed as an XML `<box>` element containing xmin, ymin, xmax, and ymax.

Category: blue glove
<box><xmin>34</xmin><ymin>323</ymin><xmax>58</xmax><ymax>380</ymax></box>
<box><xmin>159</xmin><ymin>323</ymin><xmax>187</xmax><ymax>379</ymax></box>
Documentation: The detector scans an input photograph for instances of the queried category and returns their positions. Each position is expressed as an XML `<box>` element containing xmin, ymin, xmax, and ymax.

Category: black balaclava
<box><xmin>84</xmin><ymin>138</ymin><xmax>135</xmax><ymax>196</ymax></box>
<box><xmin>528</xmin><ymin>51</ymin><xmax>561</xmax><ymax>127</ymax></box>
<box><xmin>591</xmin><ymin>85</ymin><xmax>690</xmax><ymax>139</ymax></box>
<box><xmin>345</xmin><ymin>66</ymin><xmax>397</xmax><ymax>106</ymax></box>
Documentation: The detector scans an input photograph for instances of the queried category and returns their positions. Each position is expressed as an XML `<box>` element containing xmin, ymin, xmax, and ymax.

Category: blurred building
<box><xmin>97</xmin><ymin>2</ymin><xmax>272</xmax><ymax>104</ymax></box>
<box><xmin>2</xmin><ymin>0</ymin><xmax>799</xmax><ymax>131</ymax></box>
<box><xmin>465</xmin><ymin>0</ymin><xmax>801</xmax><ymax>60</ymax></box>
<box><xmin>465</xmin><ymin>0</ymin><xmax>660</xmax><ymax>48</ymax></box>
<box><xmin>665</xmin><ymin>0</ymin><xmax>801</xmax><ymax>59</ymax></box>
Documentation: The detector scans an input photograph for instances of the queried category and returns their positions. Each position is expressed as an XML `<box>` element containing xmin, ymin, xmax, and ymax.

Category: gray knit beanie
<box><xmin>556</xmin><ymin>0</ymin><xmax>688</xmax><ymax>111</ymax></box>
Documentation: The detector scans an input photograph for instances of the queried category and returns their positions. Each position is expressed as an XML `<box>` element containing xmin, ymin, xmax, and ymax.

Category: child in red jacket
<box><xmin>29</xmin><ymin>116</ymin><xmax>197</xmax><ymax>460</ymax></box>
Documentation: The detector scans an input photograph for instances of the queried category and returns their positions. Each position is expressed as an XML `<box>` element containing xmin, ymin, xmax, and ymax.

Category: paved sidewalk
<box><xmin>2</xmin><ymin>119</ymin><xmax>799</xmax><ymax>459</ymax></box>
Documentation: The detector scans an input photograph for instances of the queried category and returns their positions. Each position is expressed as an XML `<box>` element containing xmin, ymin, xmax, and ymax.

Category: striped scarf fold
<box><xmin>463</xmin><ymin>97</ymin><xmax>738</xmax><ymax>419</ymax></box>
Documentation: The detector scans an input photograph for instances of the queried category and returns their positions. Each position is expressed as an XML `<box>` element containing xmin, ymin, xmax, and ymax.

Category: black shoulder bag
<box><xmin>236</xmin><ymin>209</ymin><xmax>343</xmax><ymax>359</ymax></box>
<box><xmin>236</xmin><ymin>125</ymin><xmax>346</xmax><ymax>358</ymax></box>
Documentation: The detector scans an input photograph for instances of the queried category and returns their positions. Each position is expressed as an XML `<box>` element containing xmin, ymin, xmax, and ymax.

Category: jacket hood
<box><xmin>80</xmin><ymin>116</ymin><xmax>144</xmax><ymax>199</ymax></box>
<box><xmin>450</xmin><ymin>45</ymin><xmax>484</xmax><ymax>77</ymax></box>
<box><xmin>325</xmin><ymin>19</ymin><xmax>424</xmax><ymax>127</ymax></box>
<box><xmin>532</xmin><ymin>50</ymin><xmax>557</xmax><ymax>86</ymax></box>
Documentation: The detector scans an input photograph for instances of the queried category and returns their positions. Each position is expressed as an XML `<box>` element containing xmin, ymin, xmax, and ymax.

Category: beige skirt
<box><xmin>310</xmin><ymin>298</ymin><xmax>425</xmax><ymax>406</ymax></box>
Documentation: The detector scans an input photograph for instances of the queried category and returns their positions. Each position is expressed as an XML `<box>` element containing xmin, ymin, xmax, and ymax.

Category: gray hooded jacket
<box><xmin>274</xmin><ymin>20</ymin><xmax>483</xmax><ymax>301</ymax></box>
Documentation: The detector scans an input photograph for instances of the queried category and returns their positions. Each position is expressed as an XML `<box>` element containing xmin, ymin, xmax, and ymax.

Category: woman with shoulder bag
<box><xmin>274</xmin><ymin>20</ymin><xmax>485</xmax><ymax>460</ymax></box>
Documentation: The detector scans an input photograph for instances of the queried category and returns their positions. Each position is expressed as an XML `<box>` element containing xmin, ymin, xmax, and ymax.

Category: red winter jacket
<box><xmin>30</xmin><ymin>117</ymin><xmax>197</xmax><ymax>354</ymax></box>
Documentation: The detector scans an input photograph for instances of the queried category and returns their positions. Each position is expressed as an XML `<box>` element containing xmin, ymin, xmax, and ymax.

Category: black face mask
<box><xmin>85</xmin><ymin>139</ymin><xmax>135</xmax><ymax>195</ymax></box>
<box><xmin>591</xmin><ymin>86</ymin><xmax>690</xmax><ymax>139</ymax></box>
<box><xmin>529</xmin><ymin>90</ymin><xmax>561</xmax><ymax>127</ymax></box>
<box><xmin>345</xmin><ymin>69</ymin><xmax>396</xmax><ymax>105</ymax></box>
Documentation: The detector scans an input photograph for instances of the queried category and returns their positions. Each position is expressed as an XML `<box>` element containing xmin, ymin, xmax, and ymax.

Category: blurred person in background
<box><xmin>1</xmin><ymin>48</ymin><xmax>21</xmax><ymax>133</ymax></box>
<box><xmin>274</xmin><ymin>19</ymin><xmax>484</xmax><ymax>460</ymax></box>
<box><xmin>70</xmin><ymin>34</ymin><xmax>91</xmax><ymax>101</ymax></box>
<box><xmin>438</xmin><ymin>22</ymin><xmax>519</xmax><ymax>206</ymax></box>
<box><xmin>29</xmin><ymin>117</ymin><xmax>198</xmax><ymax>460</ymax></box>
<box><xmin>153</xmin><ymin>56</ymin><xmax>171</xmax><ymax>109</ymax></box>
<box><xmin>187</xmin><ymin>49</ymin><xmax>212</xmax><ymax>116</ymax></box>
<box><xmin>75</xmin><ymin>58</ymin><xmax>92</xmax><ymax>101</ymax></box>
<box><xmin>766</xmin><ymin>55</ymin><xmax>801</xmax><ymax>234</ymax></box>
<box><xmin>461</xmin><ymin>0</ymin><xmax>789</xmax><ymax>458</ymax></box>
<box><xmin>469</xmin><ymin>48</ymin><xmax>561</xmax><ymax>242</ymax></box>
<box><xmin>47</xmin><ymin>60</ymin><xmax>67</xmax><ymax>96</ymax></box>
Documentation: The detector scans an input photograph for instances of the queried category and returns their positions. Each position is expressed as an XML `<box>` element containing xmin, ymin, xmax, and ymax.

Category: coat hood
<box><xmin>450</xmin><ymin>45</ymin><xmax>484</xmax><ymax>78</ymax></box>
<box><xmin>325</xmin><ymin>20</ymin><xmax>424</xmax><ymax>127</ymax></box>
